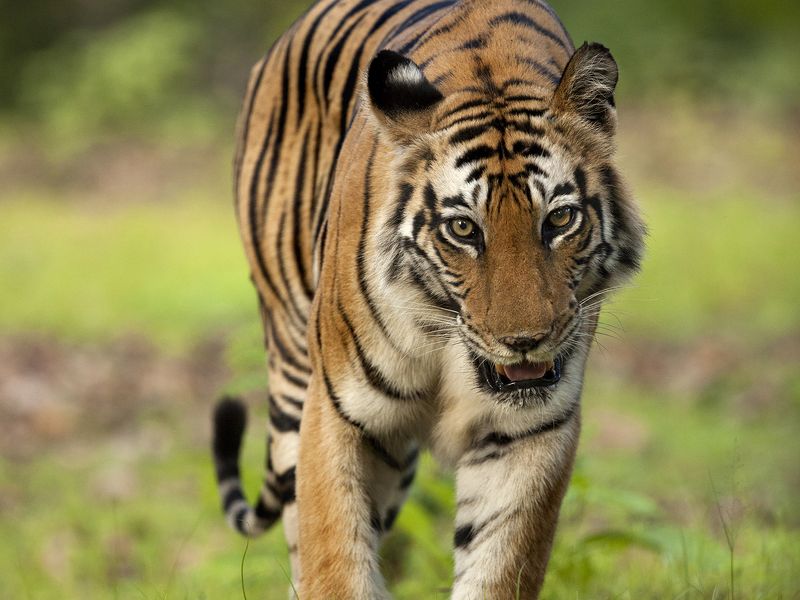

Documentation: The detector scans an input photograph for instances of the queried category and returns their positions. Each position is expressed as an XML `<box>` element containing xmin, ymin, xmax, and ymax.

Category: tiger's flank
<box><xmin>212</xmin><ymin>0</ymin><xmax>646</xmax><ymax>597</ymax></box>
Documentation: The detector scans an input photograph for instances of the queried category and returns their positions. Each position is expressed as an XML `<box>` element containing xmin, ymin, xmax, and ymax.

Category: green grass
<box><xmin>613</xmin><ymin>188</ymin><xmax>800</xmax><ymax>340</ymax></box>
<box><xmin>0</xmin><ymin>146</ymin><xmax>798</xmax><ymax>598</ymax></box>
<box><xmin>0</xmin><ymin>187</ymin><xmax>255</xmax><ymax>352</ymax></box>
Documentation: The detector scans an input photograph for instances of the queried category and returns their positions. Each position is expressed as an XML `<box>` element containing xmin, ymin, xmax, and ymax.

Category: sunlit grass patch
<box><xmin>613</xmin><ymin>188</ymin><xmax>800</xmax><ymax>341</ymax></box>
<box><xmin>0</xmin><ymin>189</ymin><xmax>256</xmax><ymax>352</ymax></box>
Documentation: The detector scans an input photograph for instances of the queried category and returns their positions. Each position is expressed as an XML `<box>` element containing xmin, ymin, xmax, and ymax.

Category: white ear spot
<box><xmin>387</xmin><ymin>63</ymin><xmax>425</xmax><ymax>86</ymax></box>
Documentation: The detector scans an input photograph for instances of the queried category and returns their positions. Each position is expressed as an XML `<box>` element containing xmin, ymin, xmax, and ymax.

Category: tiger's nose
<box><xmin>499</xmin><ymin>333</ymin><xmax>548</xmax><ymax>353</ymax></box>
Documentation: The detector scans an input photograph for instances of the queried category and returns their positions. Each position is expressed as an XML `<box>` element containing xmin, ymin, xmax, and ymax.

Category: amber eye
<box><xmin>449</xmin><ymin>217</ymin><xmax>477</xmax><ymax>238</ymax></box>
<box><xmin>546</xmin><ymin>206</ymin><xmax>575</xmax><ymax>229</ymax></box>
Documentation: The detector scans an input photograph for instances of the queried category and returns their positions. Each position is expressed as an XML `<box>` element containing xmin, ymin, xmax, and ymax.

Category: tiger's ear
<box><xmin>367</xmin><ymin>50</ymin><xmax>444</xmax><ymax>139</ymax></box>
<box><xmin>551</xmin><ymin>42</ymin><xmax>618</xmax><ymax>134</ymax></box>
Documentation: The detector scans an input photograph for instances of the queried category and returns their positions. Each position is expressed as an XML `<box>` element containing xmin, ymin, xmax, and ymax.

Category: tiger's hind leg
<box><xmin>212</xmin><ymin>300</ymin><xmax>310</xmax><ymax>590</ymax></box>
<box><xmin>260</xmin><ymin>301</ymin><xmax>311</xmax><ymax>585</ymax></box>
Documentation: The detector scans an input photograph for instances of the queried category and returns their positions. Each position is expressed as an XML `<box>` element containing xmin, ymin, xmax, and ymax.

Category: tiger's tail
<box><xmin>212</xmin><ymin>396</ymin><xmax>283</xmax><ymax>537</ymax></box>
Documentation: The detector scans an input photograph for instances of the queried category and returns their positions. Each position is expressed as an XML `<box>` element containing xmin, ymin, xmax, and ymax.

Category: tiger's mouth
<box><xmin>476</xmin><ymin>356</ymin><xmax>562</xmax><ymax>393</ymax></box>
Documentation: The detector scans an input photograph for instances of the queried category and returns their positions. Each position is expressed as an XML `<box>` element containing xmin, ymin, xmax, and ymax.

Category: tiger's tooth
<box><xmin>495</xmin><ymin>363</ymin><xmax>506</xmax><ymax>378</ymax></box>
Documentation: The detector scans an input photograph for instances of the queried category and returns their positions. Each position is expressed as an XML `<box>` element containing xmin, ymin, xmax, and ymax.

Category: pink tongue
<box><xmin>503</xmin><ymin>361</ymin><xmax>548</xmax><ymax>382</ymax></box>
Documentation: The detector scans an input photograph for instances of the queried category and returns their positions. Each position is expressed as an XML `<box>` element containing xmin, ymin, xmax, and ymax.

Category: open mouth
<box><xmin>477</xmin><ymin>356</ymin><xmax>562</xmax><ymax>393</ymax></box>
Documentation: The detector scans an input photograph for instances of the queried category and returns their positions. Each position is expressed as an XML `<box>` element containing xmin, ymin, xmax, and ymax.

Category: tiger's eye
<box><xmin>546</xmin><ymin>207</ymin><xmax>574</xmax><ymax>229</ymax></box>
<box><xmin>450</xmin><ymin>218</ymin><xmax>476</xmax><ymax>238</ymax></box>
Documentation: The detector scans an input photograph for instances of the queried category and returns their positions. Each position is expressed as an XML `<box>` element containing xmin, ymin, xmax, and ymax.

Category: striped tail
<box><xmin>212</xmin><ymin>396</ymin><xmax>283</xmax><ymax>537</ymax></box>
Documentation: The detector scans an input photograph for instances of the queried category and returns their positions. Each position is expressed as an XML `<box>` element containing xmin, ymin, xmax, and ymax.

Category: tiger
<box><xmin>211</xmin><ymin>0</ymin><xmax>645</xmax><ymax>597</ymax></box>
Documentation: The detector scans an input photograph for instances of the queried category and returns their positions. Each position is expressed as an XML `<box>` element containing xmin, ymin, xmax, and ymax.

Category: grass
<box><xmin>0</xmin><ymin>186</ymin><xmax>254</xmax><ymax>352</ymax></box>
<box><xmin>0</xmin><ymin>114</ymin><xmax>798</xmax><ymax>598</ymax></box>
<box><xmin>614</xmin><ymin>189</ymin><xmax>800</xmax><ymax>340</ymax></box>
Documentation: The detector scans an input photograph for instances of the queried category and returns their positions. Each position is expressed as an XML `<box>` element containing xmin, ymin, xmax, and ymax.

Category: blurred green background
<box><xmin>1</xmin><ymin>0</ymin><xmax>798</xmax><ymax>598</ymax></box>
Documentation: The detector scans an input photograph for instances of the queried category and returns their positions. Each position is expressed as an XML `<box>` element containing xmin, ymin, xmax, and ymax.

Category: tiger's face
<box><xmin>424</xmin><ymin>138</ymin><xmax>592</xmax><ymax>396</ymax></box>
<box><xmin>368</xmin><ymin>45</ymin><xmax>645</xmax><ymax>402</ymax></box>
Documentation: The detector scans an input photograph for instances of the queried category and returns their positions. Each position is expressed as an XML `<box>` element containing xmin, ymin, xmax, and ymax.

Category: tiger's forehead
<box><xmin>424</xmin><ymin>125</ymin><xmax>579</xmax><ymax>215</ymax></box>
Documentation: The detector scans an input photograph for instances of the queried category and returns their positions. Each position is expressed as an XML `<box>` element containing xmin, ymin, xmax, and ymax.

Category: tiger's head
<box><xmin>365</xmin><ymin>44</ymin><xmax>645</xmax><ymax>402</ymax></box>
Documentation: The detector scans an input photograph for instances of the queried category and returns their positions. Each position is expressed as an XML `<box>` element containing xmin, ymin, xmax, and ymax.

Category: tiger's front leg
<box><xmin>296</xmin><ymin>373</ymin><xmax>415</xmax><ymax>599</ymax></box>
<box><xmin>451</xmin><ymin>412</ymin><xmax>580</xmax><ymax>599</ymax></box>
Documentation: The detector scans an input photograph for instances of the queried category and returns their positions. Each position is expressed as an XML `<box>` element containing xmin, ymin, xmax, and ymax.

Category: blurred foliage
<box><xmin>3</xmin><ymin>0</ymin><xmax>298</xmax><ymax>144</ymax></box>
<box><xmin>554</xmin><ymin>0</ymin><xmax>800</xmax><ymax>110</ymax></box>
<box><xmin>2</xmin><ymin>0</ymin><xmax>799</xmax><ymax>149</ymax></box>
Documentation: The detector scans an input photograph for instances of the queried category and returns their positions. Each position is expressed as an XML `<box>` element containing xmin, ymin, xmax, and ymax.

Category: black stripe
<box><xmin>466</xmin><ymin>165</ymin><xmax>486</xmax><ymax>183</ymax></box>
<box><xmin>267</xmin><ymin>42</ymin><xmax>308</xmax><ymax>329</ymax></box>
<box><xmin>248</xmin><ymin>100</ymin><xmax>281</xmax><ymax>302</ymax></box>
<box><xmin>489</xmin><ymin>11</ymin><xmax>569</xmax><ymax>52</ymax></box>
<box><xmin>254</xmin><ymin>496</ymin><xmax>282</xmax><ymax>521</ymax></box>
<box><xmin>388</xmin><ymin>181</ymin><xmax>415</xmax><ymax>230</ymax></box>
<box><xmin>395</xmin><ymin>0</ymin><xmax>457</xmax><ymax>54</ymax></box>
<box><xmin>423</xmin><ymin>182</ymin><xmax>438</xmax><ymax>212</ymax></box>
<box><xmin>323</xmin><ymin>14</ymin><xmax>367</xmax><ymax>104</ymax></box>
<box><xmin>356</xmin><ymin>143</ymin><xmax>402</xmax><ymax>351</ymax></box>
<box><xmin>504</xmin><ymin>93</ymin><xmax>546</xmax><ymax>103</ymax></box>
<box><xmin>279</xmin><ymin>392</ymin><xmax>305</xmax><ymax>410</ymax></box>
<box><xmin>506</xmin><ymin>107</ymin><xmax>547</xmax><ymax>118</ymax></box>
<box><xmin>552</xmin><ymin>182</ymin><xmax>575</xmax><ymax>199</ymax></box>
<box><xmin>268</xmin><ymin>395</ymin><xmax>301</xmax><ymax>432</ymax></box>
<box><xmin>454</xmin><ymin>523</ymin><xmax>476</xmax><ymax>548</ymax></box>
<box><xmin>442</xmin><ymin>193</ymin><xmax>467</xmax><ymax>209</ymax></box>
<box><xmin>516</xmin><ymin>56</ymin><xmax>561</xmax><ymax>85</ymax></box>
<box><xmin>449</xmin><ymin>120</ymin><xmax>502</xmax><ymax>145</ymax></box>
<box><xmin>292</xmin><ymin>128</ymin><xmax>314</xmax><ymax>298</ymax></box>
<box><xmin>308</xmin><ymin>120</ymin><xmax>324</xmax><ymax>229</ymax></box>
<box><xmin>295</xmin><ymin>1</ymin><xmax>339</xmax><ymax>127</ymax></box>
<box><xmin>513</xmin><ymin>140</ymin><xmax>549</xmax><ymax>158</ymax></box>
<box><xmin>215</xmin><ymin>459</ymin><xmax>239</xmax><ymax>482</ymax></box>
<box><xmin>275</xmin><ymin>210</ymin><xmax>303</xmax><ymax>326</ymax></box>
<box><xmin>281</xmin><ymin>367</ymin><xmax>308</xmax><ymax>390</ymax></box>
<box><xmin>275</xmin><ymin>466</ymin><xmax>297</xmax><ymax>488</ymax></box>
<box><xmin>399</xmin><ymin>470</ymin><xmax>416</xmax><ymax>490</ymax></box>
<box><xmin>337</xmin><ymin>300</ymin><xmax>424</xmax><ymax>401</ymax></box>
<box><xmin>370</xmin><ymin>0</ymin><xmax>418</xmax><ymax>39</ymax></box>
<box><xmin>513</xmin><ymin>120</ymin><xmax>546</xmax><ymax>137</ymax></box>
<box><xmin>438</xmin><ymin>99</ymin><xmax>491</xmax><ymax>123</ymax></box>
<box><xmin>337</xmin><ymin>38</ymin><xmax>366</xmax><ymax>136</ymax></box>
<box><xmin>266</xmin><ymin>466</ymin><xmax>297</xmax><ymax>504</ymax></box>
<box><xmin>322</xmin><ymin>368</ymin><xmax>402</xmax><ymax>470</ymax></box>
<box><xmin>330</xmin><ymin>0</ymin><xmax>375</xmax><ymax>41</ymax></box>
<box><xmin>407</xmin><ymin>10</ymin><xmax>459</xmax><ymax>54</ymax></box>
<box><xmin>223</xmin><ymin>487</ymin><xmax>245</xmax><ymax>511</ymax></box>
<box><xmin>268</xmin><ymin>317</ymin><xmax>311</xmax><ymax>374</ymax></box>
<box><xmin>445</xmin><ymin>110</ymin><xmax>500</xmax><ymax>132</ymax></box>
<box><xmin>235</xmin><ymin>57</ymin><xmax>268</xmax><ymax>213</ymax></box>
<box><xmin>518</xmin><ymin>0</ymin><xmax>574</xmax><ymax>47</ymax></box>
<box><xmin>475</xmin><ymin>402</ymin><xmax>577</xmax><ymax>450</ymax></box>
<box><xmin>246</xmin><ymin>43</ymin><xmax>305</xmax><ymax>332</ymax></box>
<box><xmin>407</xmin><ymin>260</ymin><xmax>456</xmax><ymax>310</ymax></box>
<box><xmin>232</xmin><ymin>506</ymin><xmax>249</xmax><ymax>534</ymax></box>
<box><xmin>455</xmin><ymin>144</ymin><xmax>496</xmax><ymax>169</ymax></box>
<box><xmin>384</xmin><ymin>506</ymin><xmax>399</xmax><ymax>531</ymax></box>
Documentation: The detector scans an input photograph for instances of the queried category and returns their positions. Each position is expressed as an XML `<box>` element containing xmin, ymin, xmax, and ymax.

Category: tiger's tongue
<box><xmin>498</xmin><ymin>361</ymin><xmax>548</xmax><ymax>382</ymax></box>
